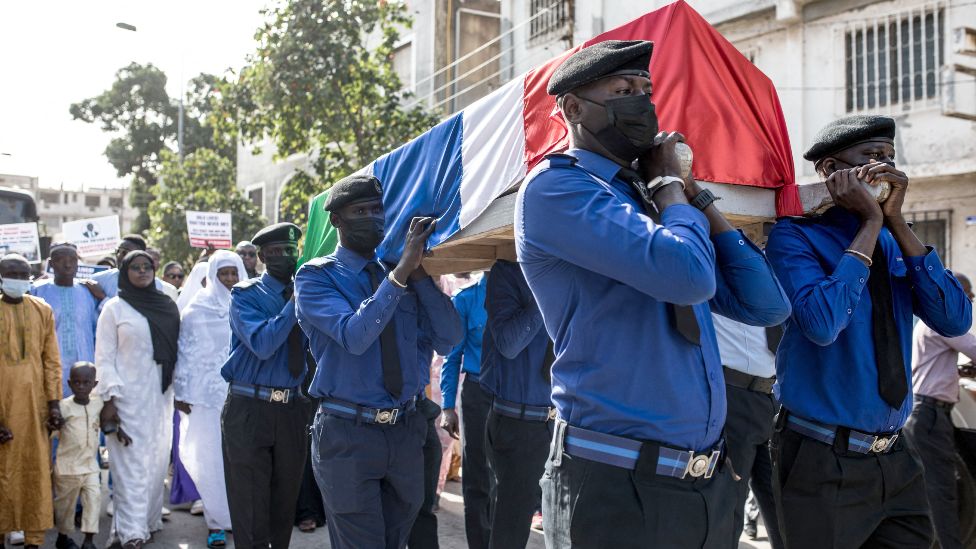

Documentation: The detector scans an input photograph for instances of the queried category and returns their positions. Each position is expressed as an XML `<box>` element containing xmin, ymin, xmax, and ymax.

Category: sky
<box><xmin>0</xmin><ymin>1</ymin><xmax>269</xmax><ymax>191</ymax></box>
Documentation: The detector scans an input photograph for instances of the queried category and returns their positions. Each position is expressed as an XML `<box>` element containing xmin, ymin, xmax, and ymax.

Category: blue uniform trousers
<box><xmin>312</xmin><ymin>409</ymin><xmax>427</xmax><ymax>549</ymax></box>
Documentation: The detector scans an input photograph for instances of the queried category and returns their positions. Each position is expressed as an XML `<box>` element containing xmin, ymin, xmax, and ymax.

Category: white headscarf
<box><xmin>176</xmin><ymin>262</ymin><xmax>210</xmax><ymax>312</ymax></box>
<box><xmin>189</xmin><ymin>250</ymin><xmax>247</xmax><ymax>315</ymax></box>
<box><xmin>172</xmin><ymin>250</ymin><xmax>247</xmax><ymax>406</ymax></box>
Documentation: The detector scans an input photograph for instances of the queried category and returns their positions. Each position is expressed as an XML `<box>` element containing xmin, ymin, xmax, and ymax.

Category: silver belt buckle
<box><xmin>270</xmin><ymin>389</ymin><xmax>290</xmax><ymax>403</ymax></box>
<box><xmin>870</xmin><ymin>433</ymin><xmax>897</xmax><ymax>453</ymax></box>
<box><xmin>547</xmin><ymin>407</ymin><xmax>558</xmax><ymax>421</ymax></box>
<box><xmin>684</xmin><ymin>450</ymin><xmax>721</xmax><ymax>479</ymax></box>
<box><xmin>375</xmin><ymin>408</ymin><xmax>399</xmax><ymax>424</ymax></box>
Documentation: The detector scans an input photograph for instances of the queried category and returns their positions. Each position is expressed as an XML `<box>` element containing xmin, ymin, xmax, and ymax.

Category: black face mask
<box><xmin>264</xmin><ymin>256</ymin><xmax>297</xmax><ymax>281</ymax></box>
<box><xmin>341</xmin><ymin>216</ymin><xmax>385</xmax><ymax>253</ymax></box>
<box><xmin>579</xmin><ymin>94</ymin><xmax>659</xmax><ymax>162</ymax></box>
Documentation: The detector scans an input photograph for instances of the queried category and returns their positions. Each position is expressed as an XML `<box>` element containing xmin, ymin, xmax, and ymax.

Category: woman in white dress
<box><xmin>173</xmin><ymin>250</ymin><xmax>246</xmax><ymax>548</ymax></box>
<box><xmin>97</xmin><ymin>251</ymin><xmax>181</xmax><ymax>549</ymax></box>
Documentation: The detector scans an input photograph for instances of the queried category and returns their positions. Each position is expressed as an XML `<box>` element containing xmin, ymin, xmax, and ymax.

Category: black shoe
<box><xmin>80</xmin><ymin>542</ymin><xmax>98</xmax><ymax>549</ymax></box>
<box><xmin>56</xmin><ymin>534</ymin><xmax>80</xmax><ymax>549</ymax></box>
<box><xmin>744</xmin><ymin>520</ymin><xmax>758</xmax><ymax>539</ymax></box>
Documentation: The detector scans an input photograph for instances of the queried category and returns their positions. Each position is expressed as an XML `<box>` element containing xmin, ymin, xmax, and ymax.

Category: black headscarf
<box><xmin>118</xmin><ymin>250</ymin><xmax>181</xmax><ymax>392</ymax></box>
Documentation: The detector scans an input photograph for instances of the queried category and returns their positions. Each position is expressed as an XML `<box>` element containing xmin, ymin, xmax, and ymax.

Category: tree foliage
<box><xmin>147</xmin><ymin>148</ymin><xmax>265</xmax><ymax>268</ymax></box>
<box><xmin>215</xmin><ymin>0</ymin><xmax>440</xmax><ymax>226</ymax></box>
<box><xmin>71</xmin><ymin>63</ymin><xmax>234</xmax><ymax>232</ymax></box>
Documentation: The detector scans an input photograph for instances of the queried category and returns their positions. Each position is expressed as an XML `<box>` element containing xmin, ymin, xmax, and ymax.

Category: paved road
<box><xmin>27</xmin><ymin>476</ymin><xmax>771</xmax><ymax>548</ymax></box>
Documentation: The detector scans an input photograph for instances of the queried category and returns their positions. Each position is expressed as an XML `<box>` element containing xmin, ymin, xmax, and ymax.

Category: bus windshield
<box><xmin>0</xmin><ymin>188</ymin><xmax>38</xmax><ymax>224</ymax></box>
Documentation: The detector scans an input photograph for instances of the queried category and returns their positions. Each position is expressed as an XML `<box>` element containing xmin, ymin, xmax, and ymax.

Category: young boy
<box><xmin>53</xmin><ymin>362</ymin><xmax>107</xmax><ymax>549</ymax></box>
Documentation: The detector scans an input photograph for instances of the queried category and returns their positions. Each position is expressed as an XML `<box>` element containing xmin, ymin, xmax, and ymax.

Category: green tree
<box><xmin>147</xmin><ymin>148</ymin><xmax>265</xmax><ymax>267</ymax></box>
<box><xmin>217</xmin><ymin>0</ymin><xmax>440</xmax><ymax>226</ymax></box>
<box><xmin>70</xmin><ymin>63</ymin><xmax>234</xmax><ymax>232</ymax></box>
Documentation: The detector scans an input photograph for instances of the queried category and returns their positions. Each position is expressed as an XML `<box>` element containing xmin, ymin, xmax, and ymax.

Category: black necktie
<box><xmin>765</xmin><ymin>324</ymin><xmax>784</xmax><ymax>355</ymax></box>
<box><xmin>619</xmin><ymin>167</ymin><xmax>702</xmax><ymax>346</ymax></box>
<box><xmin>868</xmin><ymin>245</ymin><xmax>907</xmax><ymax>408</ymax></box>
<box><xmin>541</xmin><ymin>339</ymin><xmax>555</xmax><ymax>383</ymax></box>
<box><xmin>365</xmin><ymin>262</ymin><xmax>403</xmax><ymax>399</ymax></box>
<box><xmin>284</xmin><ymin>284</ymin><xmax>305</xmax><ymax>378</ymax></box>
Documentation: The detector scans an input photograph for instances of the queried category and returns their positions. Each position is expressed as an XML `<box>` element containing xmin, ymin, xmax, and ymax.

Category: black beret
<box><xmin>252</xmin><ymin>222</ymin><xmax>302</xmax><ymax>247</ymax></box>
<box><xmin>324</xmin><ymin>174</ymin><xmax>383</xmax><ymax>212</ymax></box>
<box><xmin>547</xmin><ymin>40</ymin><xmax>654</xmax><ymax>96</ymax></box>
<box><xmin>804</xmin><ymin>115</ymin><xmax>896</xmax><ymax>162</ymax></box>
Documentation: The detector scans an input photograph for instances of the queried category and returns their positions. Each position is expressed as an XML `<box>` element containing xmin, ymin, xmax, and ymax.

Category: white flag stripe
<box><xmin>458</xmin><ymin>75</ymin><xmax>528</xmax><ymax>229</ymax></box>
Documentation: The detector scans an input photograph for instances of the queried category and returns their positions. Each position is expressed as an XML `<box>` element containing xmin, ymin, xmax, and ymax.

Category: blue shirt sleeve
<box><xmin>487</xmin><ymin>263</ymin><xmax>545</xmax><ymax>359</ymax></box>
<box><xmin>904</xmin><ymin>249</ymin><xmax>973</xmax><ymax>337</ymax></box>
<box><xmin>709</xmin><ymin>230</ymin><xmax>791</xmax><ymax>327</ymax></box>
<box><xmin>230</xmin><ymin>289</ymin><xmax>299</xmax><ymax>361</ymax></box>
<box><xmin>413</xmin><ymin>276</ymin><xmax>463</xmax><ymax>356</ymax></box>
<box><xmin>766</xmin><ymin>222</ymin><xmax>870</xmax><ymax>346</ymax></box>
<box><xmin>295</xmin><ymin>268</ymin><xmax>407</xmax><ymax>356</ymax></box>
<box><xmin>521</xmin><ymin>169</ymin><xmax>717</xmax><ymax>305</ymax></box>
<box><xmin>440</xmin><ymin>289</ymin><xmax>469</xmax><ymax>410</ymax></box>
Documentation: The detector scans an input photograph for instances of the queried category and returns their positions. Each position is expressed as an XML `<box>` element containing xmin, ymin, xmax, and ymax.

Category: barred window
<box><xmin>529</xmin><ymin>0</ymin><xmax>572</xmax><ymax>43</ymax></box>
<box><xmin>905</xmin><ymin>209</ymin><xmax>951</xmax><ymax>264</ymax></box>
<box><xmin>845</xmin><ymin>6</ymin><xmax>944</xmax><ymax>112</ymax></box>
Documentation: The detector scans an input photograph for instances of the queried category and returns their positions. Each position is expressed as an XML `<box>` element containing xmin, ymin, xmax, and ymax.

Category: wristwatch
<box><xmin>689</xmin><ymin>188</ymin><xmax>720</xmax><ymax>211</ymax></box>
<box><xmin>642</xmin><ymin>175</ymin><xmax>685</xmax><ymax>213</ymax></box>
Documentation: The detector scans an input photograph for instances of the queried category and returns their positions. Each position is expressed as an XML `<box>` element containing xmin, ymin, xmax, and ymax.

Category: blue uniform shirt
<box><xmin>479</xmin><ymin>259</ymin><xmax>552</xmax><ymax>408</ymax></box>
<box><xmin>515</xmin><ymin>149</ymin><xmax>791</xmax><ymax>451</ymax></box>
<box><xmin>439</xmin><ymin>276</ymin><xmax>487</xmax><ymax>409</ymax></box>
<box><xmin>295</xmin><ymin>246</ymin><xmax>462</xmax><ymax>408</ymax></box>
<box><xmin>766</xmin><ymin>206</ymin><xmax>972</xmax><ymax>433</ymax></box>
<box><xmin>220</xmin><ymin>273</ymin><xmax>305</xmax><ymax>389</ymax></box>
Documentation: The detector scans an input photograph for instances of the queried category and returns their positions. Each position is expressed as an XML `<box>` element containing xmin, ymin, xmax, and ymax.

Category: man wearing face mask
<box><xmin>219</xmin><ymin>222</ymin><xmax>309</xmax><ymax>549</ymax></box>
<box><xmin>516</xmin><ymin>40</ymin><xmax>791</xmax><ymax>548</ymax></box>
<box><xmin>294</xmin><ymin>174</ymin><xmax>462</xmax><ymax>549</ymax></box>
<box><xmin>765</xmin><ymin>115</ymin><xmax>973</xmax><ymax>548</ymax></box>
<box><xmin>0</xmin><ymin>254</ymin><xmax>64</xmax><ymax>549</ymax></box>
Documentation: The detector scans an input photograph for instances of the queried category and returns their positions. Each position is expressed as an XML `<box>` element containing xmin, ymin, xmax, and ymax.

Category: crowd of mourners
<box><xmin>1</xmin><ymin>39</ymin><xmax>976</xmax><ymax>549</ymax></box>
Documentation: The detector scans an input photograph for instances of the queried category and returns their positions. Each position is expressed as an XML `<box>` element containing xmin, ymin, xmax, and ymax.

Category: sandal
<box><xmin>207</xmin><ymin>530</ymin><xmax>226</xmax><ymax>548</ymax></box>
<box><xmin>298</xmin><ymin>519</ymin><xmax>317</xmax><ymax>533</ymax></box>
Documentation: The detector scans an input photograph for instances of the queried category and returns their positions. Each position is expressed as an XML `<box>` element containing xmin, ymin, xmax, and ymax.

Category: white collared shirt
<box><xmin>711</xmin><ymin>314</ymin><xmax>776</xmax><ymax>378</ymax></box>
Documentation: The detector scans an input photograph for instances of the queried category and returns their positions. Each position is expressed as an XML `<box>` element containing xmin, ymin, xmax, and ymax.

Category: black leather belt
<box><xmin>915</xmin><ymin>395</ymin><xmax>954</xmax><ymax>411</ymax></box>
<box><xmin>723</xmin><ymin>366</ymin><xmax>775</xmax><ymax>394</ymax></box>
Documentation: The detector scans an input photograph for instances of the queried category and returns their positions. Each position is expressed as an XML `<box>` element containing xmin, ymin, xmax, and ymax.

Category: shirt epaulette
<box><xmin>301</xmin><ymin>256</ymin><xmax>337</xmax><ymax>270</ymax></box>
<box><xmin>543</xmin><ymin>153</ymin><xmax>578</xmax><ymax>168</ymax></box>
<box><xmin>233</xmin><ymin>277</ymin><xmax>263</xmax><ymax>292</ymax></box>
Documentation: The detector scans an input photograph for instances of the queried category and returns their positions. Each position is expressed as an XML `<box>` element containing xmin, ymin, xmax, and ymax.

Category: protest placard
<box><xmin>62</xmin><ymin>215</ymin><xmax>121</xmax><ymax>257</ymax></box>
<box><xmin>186</xmin><ymin>211</ymin><xmax>233</xmax><ymax>249</ymax></box>
<box><xmin>45</xmin><ymin>262</ymin><xmax>110</xmax><ymax>279</ymax></box>
<box><xmin>0</xmin><ymin>222</ymin><xmax>41</xmax><ymax>262</ymax></box>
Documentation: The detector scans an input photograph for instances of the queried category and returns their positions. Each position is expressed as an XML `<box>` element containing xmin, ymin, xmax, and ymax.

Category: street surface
<box><xmin>25</xmin><ymin>475</ymin><xmax>770</xmax><ymax>548</ymax></box>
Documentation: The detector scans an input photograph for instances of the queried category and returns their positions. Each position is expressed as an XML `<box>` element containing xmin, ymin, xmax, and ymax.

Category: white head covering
<box><xmin>176</xmin><ymin>262</ymin><xmax>210</xmax><ymax>312</ymax></box>
<box><xmin>190</xmin><ymin>250</ymin><xmax>247</xmax><ymax>315</ymax></box>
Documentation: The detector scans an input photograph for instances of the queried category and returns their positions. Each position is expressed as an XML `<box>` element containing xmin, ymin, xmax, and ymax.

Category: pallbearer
<box><xmin>480</xmin><ymin>259</ymin><xmax>554</xmax><ymax>549</ymax></box>
<box><xmin>765</xmin><ymin>115</ymin><xmax>973</xmax><ymax>548</ymax></box>
<box><xmin>515</xmin><ymin>40</ymin><xmax>791</xmax><ymax>548</ymax></box>
<box><xmin>295</xmin><ymin>174</ymin><xmax>462</xmax><ymax>549</ymax></box>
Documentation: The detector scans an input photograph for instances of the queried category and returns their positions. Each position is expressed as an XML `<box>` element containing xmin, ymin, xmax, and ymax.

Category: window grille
<box><xmin>529</xmin><ymin>0</ymin><xmax>572</xmax><ymax>43</ymax></box>
<box><xmin>905</xmin><ymin>209</ymin><xmax>951</xmax><ymax>264</ymax></box>
<box><xmin>844</xmin><ymin>5</ymin><xmax>945</xmax><ymax>112</ymax></box>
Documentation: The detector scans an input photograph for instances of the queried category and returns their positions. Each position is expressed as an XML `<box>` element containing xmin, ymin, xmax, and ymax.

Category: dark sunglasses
<box><xmin>165</xmin><ymin>272</ymin><xmax>185</xmax><ymax>279</ymax></box>
<box><xmin>128</xmin><ymin>264</ymin><xmax>154</xmax><ymax>273</ymax></box>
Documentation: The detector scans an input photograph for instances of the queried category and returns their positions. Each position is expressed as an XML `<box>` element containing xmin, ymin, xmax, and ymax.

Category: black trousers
<box><xmin>408</xmin><ymin>414</ymin><xmax>443</xmax><ymax>549</ymax></box>
<box><xmin>541</xmin><ymin>441</ymin><xmax>737</xmax><ymax>548</ymax></box>
<box><xmin>486</xmin><ymin>408</ymin><xmax>552</xmax><ymax>549</ymax></box>
<box><xmin>313</xmin><ymin>410</ymin><xmax>427</xmax><ymax>549</ymax></box>
<box><xmin>772</xmin><ymin>423</ymin><xmax>933</xmax><ymax>548</ymax></box>
<box><xmin>904</xmin><ymin>400</ymin><xmax>962</xmax><ymax>549</ymax></box>
<box><xmin>294</xmin><ymin>438</ymin><xmax>327</xmax><ymax>527</ymax></box>
<box><xmin>460</xmin><ymin>376</ymin><xmax>493</xmax><ymax>549</ymax></box>
<box><xmin>724</xmin><ymin>384</ymin><xmax>783</xmax><ymax>549</ymax></box>
<box><xmin>221</xmin><ymin>393</ymin><xmax>310</xmax><ymax>549</ymax></box>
